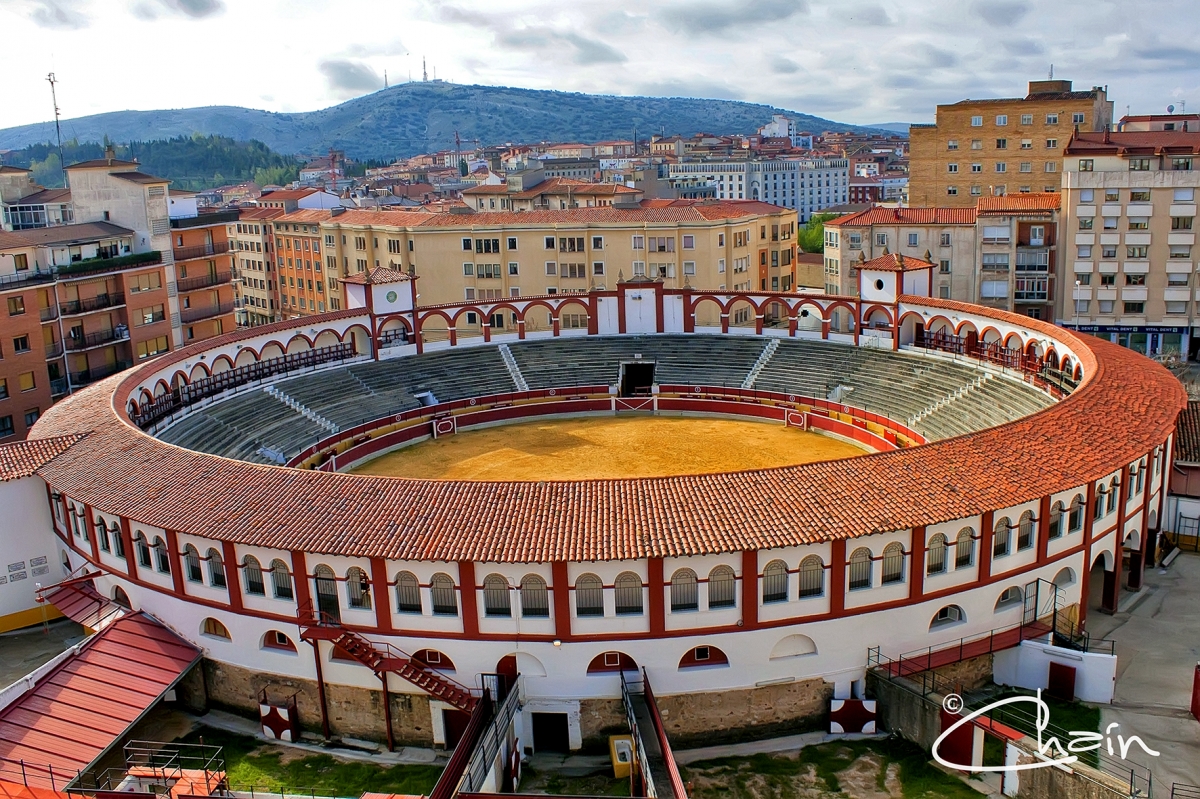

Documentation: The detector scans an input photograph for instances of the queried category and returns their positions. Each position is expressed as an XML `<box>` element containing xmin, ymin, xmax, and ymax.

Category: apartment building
<box><xmin>822</xmin><ymin>207</ymin><xmax>977</xmax><ymax>297</ymax></box>
<box><xmin>228</xmin><ymin>207</ymin><xmax>283</xmax><ymax>326</ymax></box>
<box><xmin>167</xmin><ymin>197</ymin><xmax>237</xmax><ymax>344</ymax></box>
<box><xmin>273</xmin><ymin>213</ymin><xmax>341</xmax><ymax>318</ymax></box>
<box><xmin>1060</xmin><ymin>130</ymin><xmax>1200</xmax><ymax>358</ymax></box>
<box><xmin>463</xmin><ymin>170</ymin><xmax>642</xmax><ymax>211</ymax></box>
<box><xmin>909</xmin><ymin>79</ymin><xmax>1114</xmax><ymax>207</ymax></box>
<box><xmin>667</xmin><ymin>158</ymin><xmax>849</xmax><ymax>222</ymax></box>
<box><xmin>294</xmin><ymin>201</ymin><xmax>798</xmax><ymax>329</ymax></box>
<box><xmin>974</xmin><ymin>194</ymin><xmax>1060</xmax><ymax>320</ymax></box>
<box><xmin>256</xmin><ymin>187</ymin><xmax>342</xmax><ymax>211</ymax></box>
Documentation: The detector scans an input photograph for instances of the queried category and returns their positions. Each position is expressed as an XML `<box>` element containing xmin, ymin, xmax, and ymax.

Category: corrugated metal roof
<box><xmin>0</xmin><ymin>613</ymin><xmax>199</xmax><ymax>789</ymax></box>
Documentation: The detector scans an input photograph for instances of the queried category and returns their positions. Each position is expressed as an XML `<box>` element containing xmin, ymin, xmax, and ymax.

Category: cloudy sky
<box><xmin>1</xmin><ymin>0</ymin><xmax>1198</xmax><ymax>131</ymax></box>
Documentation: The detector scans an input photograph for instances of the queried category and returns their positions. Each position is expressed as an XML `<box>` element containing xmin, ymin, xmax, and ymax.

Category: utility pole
<box><xmin>46</xmin><ymin>72</ymin><xmax>67</xmax><ymax>187</ymax></box>
<box><xmin>423</xmin><ymin>57</ymin><xmax>428</xmax><ymax>82</ymax></box>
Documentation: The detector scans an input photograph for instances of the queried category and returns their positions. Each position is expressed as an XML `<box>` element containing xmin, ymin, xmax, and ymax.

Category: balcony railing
<box><xmin>60</xmin><ymin>292</ymin><xmax>126</xmax><ymax>316</ymax></box>
<box><xmin>173</xmin><ymin>241</ymin><xmax>231</xmax><ymax>262</ymax></box>
<box><xmin>40</xmin><ymin>306</ymin><xmax>58</xmax><ymax>322</ymax></box>
<box><xmin>180</xmin><ymin>301</ymin><xmax>235</xmax><ymax>324</ymax></box>
<box><xmin>57</xmin><ymin>251</ymin><xmax>162</xmax><ymax>278</ymax></box>
<box><xmin>169</xmin><ymin>209</ymin><xmax>240</xmax><ymax>229</ymax></box>
<box><xmin>65</xmin><ymin>327</ymin><xmax>130</xmax><ymax>351</ymax></box>
<box><xmin>176</xmin><ymin>271</ymin><xmax>232</xmax><ymax>292</ymax></box>
<box><xmin>45</xmin><ymin>342</ymin><xmax>64</xmax><ymax>359</ymax></box>
<box><xmin>0</xmin><ymin>269</ymin><xmax>56</xmax><ymax>289</ymax></box>
<box><xmin>69</xmin><ymin>361</ymin><xmax>132</xmax><ymax>387</ymax></box>
<box><xmin>50</xmin><ymin>377</ymin><xmax>69</xmax><ymax>396</ymax></box>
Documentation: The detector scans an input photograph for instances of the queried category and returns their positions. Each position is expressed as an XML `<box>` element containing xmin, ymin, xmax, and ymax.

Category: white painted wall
<box><xmin>993</xmin><ymin>638</ymin><xmax>1117</xmax><ymax>703</ymax></box>
<box><xmin>0</xmin><ymin>477</ymin><xmax>59</xmax><ymax>629</ymax></box>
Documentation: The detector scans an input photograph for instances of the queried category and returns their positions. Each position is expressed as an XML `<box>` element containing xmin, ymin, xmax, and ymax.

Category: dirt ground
<box><xmin>683</xmin><ymin>750</ymin><xmax>902</xmax><ymax>799</ymax></box>
<box><xmin>351</xmin><ymin>416</ymin><xmax>866</xmax><ymax>481</ymax></box>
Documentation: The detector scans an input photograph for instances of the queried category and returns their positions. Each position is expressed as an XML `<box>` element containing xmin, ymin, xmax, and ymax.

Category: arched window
<box><xmin>881</xmin><ymin>543</ymin><xmax>905</xmax><ymax>584</ymax></box>
<box><xmin>762</xmin><ymin>559</ymin><xmax>789</xmax><ymax>603</ymax></box>
<box><xmin>1135</xmin><ymin>462</ymin><xmax>1145</xmax><ymax>494</ymax></box>
<box><xmin>520</xmin><ymin>574</ymin><xmax>549</xmax><ymax>618</ymax></box>
<box><xmin>1094</xmin><ymin>485</ymin><xmax>1107</xmax><ymax>519</ymax></box>
<box><xmin>926</xmin><ymin>534</ymin><xmax>947</xmax><ymax>575</ymax></box>
<box><xmin>954</xmin><ymin>528</ymin><xmax>974</xmax><ymax>568</ymax></box>
<box><xmin>207</xmin><ymin>548</ymin><xmax>226</xmax><ymax>588</ymax></box>
<box><xmin>135</xmin><ymin>533</ymin><xmax>152</xmax><ymax>569</ymax></box>
<box><xmin>993</xmin><ymin>517</ymin><xmax>1011</xmax><ymax>558</ymax></box>
<box><xmin>271</xmin><ymin>559</ymin><xmax>293</xmax><ymax>599</ymax></box>
<box><xmin>314</xmin><ymin>565</ymin><xmax>340</xmax><ymax>621</ymax></box>
<box><xmin>930</xmin><ymin>604</ymin><xmax>965</xmax><ymax>630</ymax></box>
<box><xmin>112</xmin><ymin>586</ymin><xmax>131</xmax><ymax>609</ymax></box>
<box><xmin>799</xmin><ymin>555</ymin><xmax>824</xmax><ymax>597</ymax></box>
<box><xmin>262</xmin><ymin>630</ymin><xmax>296</xmax><ymax>652</ymax></box>
<box><xmin>96</xmin><ymin>517</ymin><xmax>110</xmax><ymax>553</ymax></box>
<box><xmin>848</xmin><ymin>548</ymin><xmax>872</xmax><ymax>590</ymax></box>
<box><xmin>396</xmin><ymin>571</ymin><xmax>421</xmax><ymax>613</ymax></box>
<box><xmin>184</xmin><ymin>545</ymin><xmax>202</xmax><ymax>583</ymax></box>
<box><xmin>483</xmin><ymin>573</ymin><xmax>511</xmax><ymax>617</ymax></box>
<box><xmin>1107</xmin><ymin>480</ymin><xmax>1119</xmax><ymax>513</ymax></box>
<box><xmin>678</xmin><ymin>645</ymin><xmax>730</xmax><ymax>669</ymax></box>
<box><xmin>201</xmin><ymin>618</ymin><xmax>231</xmax><ymax>640</ymax></box>
<box><xmin>110</xmin><ymin>523</ymin><xmax>125</xmax><ymax>559</ymax></box>
<box><xmin>1048</xmin><ymin>502</ymin><xmax>1064</xmax><ymax>540</ymax></box>
<box><xmin>153</xmin><ymin>537</ymin><xmax>170</xmax><ymax>574</ymax></box>
<box><xmin>707</xmin><ymin>566</ymin><xmax>736</xmax><ymax>609</ymax></box>
<box><xmin>1052</xmin><ymin>567</ymin><xmax>1076</xmax><ymax>587</ymax></box>
<box><xmin>670</xmin><ymin>569</ymin><xmax>698</xmax><ymax>612</ymax></box>
<box><xmin>575</xmin><ymin>573</ymin><xmax>603</xmax><ymax>617</ymax></box>
<box><xmin>1017</xmin><ymin>510</ymin><xmax>1035</xmax><ymax>551</ymax></box>
<box><xmin>994</xmin><ymin>586</ymin><xmax>1023</xmax><ymax>611</ymax></box>
<box><xmin>614</xmin><ymin>572</ymin><xmax>643</xmax><ymax>615</ymax></box>
<box><xmin>243</xmin><ymin>556</ymin><xmax>265</xmax><ymax>595</ymax></box>
<box><xmin>1068</xmin><ymin>495</ymin><xmax>1085</xmax><ymax>532</ymax></box>
<box><xmin>431</xmin><ymin>573</ymin><xmax>457</xmax><ymax>615</ymax></box>
<box><xmin>347</xmin><ymin>567</ymin><xmax>371</xmax><ymax>610</ymax></box>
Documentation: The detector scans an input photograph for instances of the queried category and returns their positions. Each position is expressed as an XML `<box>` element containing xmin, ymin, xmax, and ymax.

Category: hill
<box><xmin>0</xmin><ymin>82</ymin><xmax>901</xmax><ymax>160</ymax></box>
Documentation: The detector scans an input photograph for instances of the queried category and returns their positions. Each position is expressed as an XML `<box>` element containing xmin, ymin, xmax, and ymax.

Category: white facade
<box><xmin>668</xmin><ymin>159</ymin><xmax>850</xmax><ymax>221</ymax></box>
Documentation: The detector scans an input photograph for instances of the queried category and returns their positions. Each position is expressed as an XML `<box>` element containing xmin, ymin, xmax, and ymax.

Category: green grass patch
<box><xmin>520</xmin><ymin>766</ymin><xmax>631</xmax><ymax>796</ymax></box>
<box><xmin>177</xmin><ymin>727</ymin><xmax>442</xmax><ymax>797</ymax></box>
<box><xmin>682</xmin><ymin>738</ymin><xmax>981</xmax><ymax>799</ymax></box>
<box><xmin>984</xmin><ymin>690</ymin><xmax>1101</xmax><ymax>767</ymax></box>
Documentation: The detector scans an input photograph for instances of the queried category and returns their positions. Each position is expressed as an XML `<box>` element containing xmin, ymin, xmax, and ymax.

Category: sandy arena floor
<box><xmin>351</xmin><ymin>415</ymin><xmax>867</xmax><ymax>481</ymax></box>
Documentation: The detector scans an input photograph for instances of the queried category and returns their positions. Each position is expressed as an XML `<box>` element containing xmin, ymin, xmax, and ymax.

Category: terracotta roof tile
<box><xmin>341</xmin><ymin>266</ymin><xmax>412</xmax><ymax>285</ymax></box>
<box><xmin>976</xmin><ymin>193</ymin><xmax>1061</xmax><ymax>213</ymax></box>
<box><xmin>859</xmin><ymin>253</ymin><xmax>933</xmax><ymax>272</ymax></box>
<box><xmin>27</xmin><ymin>298</ymin><xmax>1185</xmax><ymax>564</ymax></box>
<box><xmin>1065</xmin><ymin>130</ymin><xmax>1200</xmax><ymax>155</ymax></box>
<box><xmin>0</xmin><ymin>435</ymin><xmax>86</xmax><ymax>482</ymax></box>
<box><xmin>1175</xmin><ymin>401</ymin><xmax>1200</xmax><ymax>463</ymax></box>
<box><xmin>828</xmin><ymin>207</ymin><xmax>977</xmax><ymax>227</ymax></box>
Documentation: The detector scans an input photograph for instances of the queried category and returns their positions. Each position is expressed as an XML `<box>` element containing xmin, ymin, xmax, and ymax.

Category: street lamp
<box><xmin>1074</xmin><ymin>279</ymin><xmax>1081</xmax><ymax>330</ymax></box>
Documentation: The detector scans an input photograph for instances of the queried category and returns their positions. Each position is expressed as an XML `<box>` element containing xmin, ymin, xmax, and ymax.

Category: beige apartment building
<box><xmin>462</xmin><ymin>170</ymin><xmax>642</xmax><ymax>212</ymax></box>
<box><xmin>228</xmin><ymin>207</ymin><xmax>283</xmax><ymax>326</ymax></box>
<box><xmin>1061</xmin><ymin>129</ymin><xmax>1200</xmax><ymax>358</ymax></box>
<box><xmin>910</xmin><ymin>79</ymin><xmax>1113</xmax><ymax>206</ymax></box>
<box><xmin>277</xmin><ymin>201</ymin><xmax>801</xmax><ymax>330</ymax></box>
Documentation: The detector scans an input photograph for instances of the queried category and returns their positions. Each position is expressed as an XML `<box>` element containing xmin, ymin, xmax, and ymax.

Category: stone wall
<box><xmin>867</xmin><ymin>670</ymin><xmax>943</xmax><ymax>751</ymax></box>
<box><xmin>931</xmin><ymin>653</ymin><xmax>994</xmax><ymax>693</ymax></box>
<box><xmin>655</xmin><ymin>677</ymin><xmax>833</xmax><ymax>748</ymax></box>
<box><xmin>578</xmin><ymin>698</ymin><xmax>627</xmax><ymax>751</ymax></box>
<box><xmin>202</xmin><ymin>659</ymin><xmax>435</xmax><ymax>746</ymax></box>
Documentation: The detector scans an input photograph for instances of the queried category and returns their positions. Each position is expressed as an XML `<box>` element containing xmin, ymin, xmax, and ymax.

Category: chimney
<box><xmin>104</xmin><ymin>144</ymin><xmax>116</xmax><ymax>164</ymax></box>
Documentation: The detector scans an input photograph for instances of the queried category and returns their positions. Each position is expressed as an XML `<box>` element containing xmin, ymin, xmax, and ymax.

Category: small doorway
<box><xmin>531</xmin><ymin>712</ymin><xmax>571</xmax><ymax>753</ymax></box>
<box><xmin>619</xmin><ymin>361</ymin><xmax>655</xmax><ymax>397</ymax></box>
<box><xmin>443</xmin><ymin>708</ymin><xmax>472</xmax><ymax>748</ymax></box>
<box><xmin>314</xmin><ymin>565</ymin><xmax>341</xmax><ymax>623</ymax></box>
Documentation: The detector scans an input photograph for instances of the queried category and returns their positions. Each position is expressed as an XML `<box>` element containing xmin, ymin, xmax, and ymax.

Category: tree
<box><xmin>798</xmin><ymin>213</ymin><xmax>840</xmax><ymax>253</ymax></box>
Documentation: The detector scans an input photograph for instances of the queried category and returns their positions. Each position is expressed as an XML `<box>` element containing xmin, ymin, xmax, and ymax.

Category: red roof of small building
<box><xmin>859</xmin><ymin>252</ymin><xmax>934</xmax><ymax>272</ymax></box>
<box><xmin>258</xmin><ymin>188</ymin><xmax>322</xmax><ymax>201</ymax></box>
<box><xmin>0</xmin><ymin>436</ymin><xmax>85</xmax><ymax>482</ymax></box>
<box><xmin>976</xmin><ymin>193</ymin><xmax>1061</xmax><ymax>214</ymax></box>
<box><xmin>0</xmin><ymin>612</ymin><xmax>199</xmax><ymax>789</ymax></box>
<box><xmin>342</xmin><ymin>266</ymin><xmax>412</xmax><ymax>285</ymax></box>
<box><xmin>828</xmin><ymin>207</ymin><xmax>977</xmax><ymax>227</ymax></box>
<box><xmin>1175</xmin><ymin>401</ymin><xmax>1200</xmax><ymax>463</ymax></box>
<box><xmin>463</xmin><ymin>177</ymin><xmax>638</xmax><ymax>199</ymax></box>
<box><xmin>1065</xmin><ymin>130</ymin><xmax>1200</xmax><ymax>155</ymax></box>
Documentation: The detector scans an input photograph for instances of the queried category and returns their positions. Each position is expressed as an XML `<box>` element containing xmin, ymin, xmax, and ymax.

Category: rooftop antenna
<box><xmin>1048</xmin><ymin>64</ymin><xmax>1054</xmax><ymax>80</ymax></box>
<box><xmin>46</xmin><ymin>72</ymin><xmax>67</xmax><ymax>187</ymax></box>
<box><xmin>423</xmin><ymin>57</ymin><xmax>428</xmax><ymax>82</ymax></box>
<box><xmin>384</xmin><ymin>70</ymin><xmax>388</xmax><ymax>89</ymax></box>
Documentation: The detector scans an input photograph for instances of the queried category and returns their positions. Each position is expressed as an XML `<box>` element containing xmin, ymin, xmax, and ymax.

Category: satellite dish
<box><xmin>1168</xmin><ymin>105</ymin><xmax>1176</xmax><ymax>113</ymax></box>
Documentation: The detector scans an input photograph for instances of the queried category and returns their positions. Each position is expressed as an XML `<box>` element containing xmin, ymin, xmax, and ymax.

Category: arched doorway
<box><xmin>496</xmin><ymin>655</ymin><xmax>518</xmax><ymax>692</ymax></box>
<box><xmin>314</xmin><ymin>565</ymin><xmax>340</xmax><ymax>622</ymax></box>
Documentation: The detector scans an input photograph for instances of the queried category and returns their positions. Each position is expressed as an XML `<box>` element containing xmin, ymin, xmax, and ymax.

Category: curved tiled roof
<box><xmin>29</xmin><ymin>307</ymin><xmax>1185</xmax><ymax>564</ymax></box>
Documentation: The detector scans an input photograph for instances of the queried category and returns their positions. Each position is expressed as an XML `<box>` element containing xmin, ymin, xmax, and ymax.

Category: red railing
<box><xmin>640</xmin><ymin>670</ymin><xmax>689</xmax><ymax>799</ymax></box>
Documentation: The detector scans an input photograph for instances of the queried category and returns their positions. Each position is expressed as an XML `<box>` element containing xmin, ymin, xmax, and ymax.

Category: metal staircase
<box><xmin>263</xmin><ymin>385</ymin><xmax>339</xmax><ymax>434</ymax></box>
<box><xmin>741</xmin><ymin>338</ymin><xmax>779</xmax><ymax>389</ymax></box>
<box><xmin>496</xmin><ymin>344</ymin><xmax>529</xmax><ymax>391</ymax></box>
<box><xmin>297</xmin><ymin>604</ymin><xmax>478</xmax><ymax>712</ymax></box>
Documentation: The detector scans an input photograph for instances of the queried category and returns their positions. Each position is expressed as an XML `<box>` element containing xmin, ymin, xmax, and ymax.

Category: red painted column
<box><xmin>829</xmin><ymin>539</ymin><xmax>846</xmax><ymax>615</ymax></box>
<box><xmin>120</xmin><ymin>517</ymin><xmax>138</xmax><ymax>580</ymax></box>
<box><xmin>482</xmin><ymin>322</ymin><xmax>491</xmax><ymax>343</ymax></box>
<box><xmin>740</xmin><ymin>550</ymin><xmax>758</xmax><ymax>630</ymax></box>
<box><xmin>82</xmin><ymin>503</ymin><xmax>100</xmax><ymax>564</ymax></box>
<box><xmin>292</xmin><ymin>550</ymin><xmax>311</xmax><ymax>618</ymax></box>
<box><xmin>222</xmin><ymin>540</ymin><xmax>243</xmax><ymax>612</ymax></box>
<box><xmin>909</xmin><ymin>526</ymin><xmax>925</xmax><ymax>601</ymax></box>
<box><xmin>551</xmin><ymin>561</ymin><xmax>572</xmax><ymax>640</ymax></box>
<box><xmin>647</xmin><ymin>557</ymin><xmax>665</xmax><ymax>636</ymax></box>
<box><xmin>370</xmin><ymin>557</ymin><xmax>394</xmax><ymax>632</ymax></box>
<box><xmin>458</xmin><ymin>561</ymin><xmax>479</xmax><ymax>638</ymax></box>
<box><xmin>587</xmin><ymin>294</ymin><xmax>599</xmax><ymax>335</ymax></box>
<box><xmin>1036</xmin><ymin>495</ymin><xmax>1052</xmax><ymax>565</ymax></box>
<box><xmin>617</xmin><ymin>282</ymin><xmax>627</xmax><ymax>333</ymax></box>
<box><xmin>1077</xmin><ymin>483</ymin><xmax>1097</xmax><ymax>629</ymax></box>
<box><xmin>654</xmin><ymin>284</ymin><xmax>665</xmax><ymax>333</ymax></box>
<box><xmin>1130</xmin><ymin>458</ymin><xmax>1154</xmax><ymax>589</ymax></box>
<box><xmin>164</xmin><ymin>529</ymin><xmax>186</xmax><ymax>596</ymax></box>
<box><xmin>978</xmin><ymin>510</ymin><xmax>994</xmax><ymax>582</ymax></box>
<box><xmin>1104</xmin><ymin>474</ymin><xmax>1132</xmax><ymax>612</ymax></box>
<box><xmin>682</xmin><ymin>292</ymin><xmax>695</xmax><ymax>333</ymax></box>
